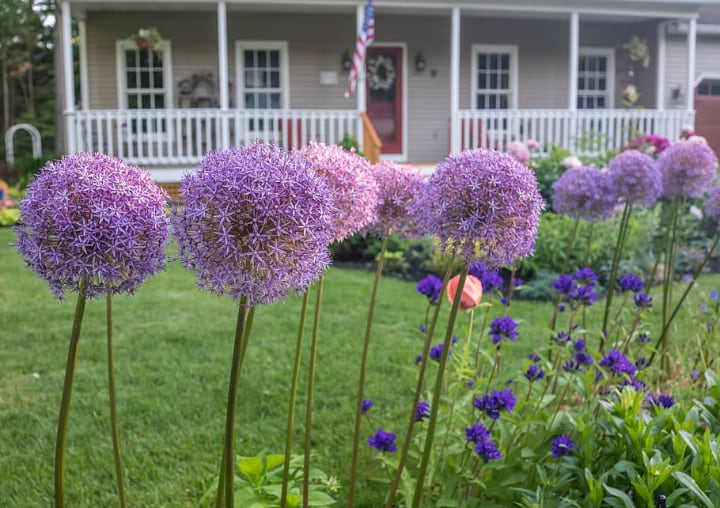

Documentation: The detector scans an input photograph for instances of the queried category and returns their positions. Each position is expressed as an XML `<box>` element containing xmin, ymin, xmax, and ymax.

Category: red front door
<box><xmin>696</xmin><ymin>80</ymin><xmax>720</xmax><ymax>157</ymax></box>
<box><xmin>366</xmin><ymin>47</ymin><xmax>403</xmax><ymax>154</ymax></box>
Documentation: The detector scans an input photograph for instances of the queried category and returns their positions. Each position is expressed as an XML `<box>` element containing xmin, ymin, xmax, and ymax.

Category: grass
<box><xmin>1</xmin><ymin>225</ymin><xmax>719</xmax><ymax>507</ymax></box>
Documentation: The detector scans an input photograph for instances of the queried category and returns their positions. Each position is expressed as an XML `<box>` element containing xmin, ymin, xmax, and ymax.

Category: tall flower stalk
<box><xmin>175</xmin><ymin>142</ymin><xmax>335</xmax><ymax>507</ymax></box>
<box><xmin>15</xmin><ymin>153</ymin><xmax>170</xmax><ymax>508</ymax></box>
<box><xmin>106</xmin><ymin>293</ymin><xmax>126</xmax><ymax>508</ymax></box>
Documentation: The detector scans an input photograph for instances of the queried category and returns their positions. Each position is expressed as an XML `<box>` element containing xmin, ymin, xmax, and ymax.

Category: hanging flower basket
<box><xmin>130</xmin><ymin>27</ymin><xmax>164</xmax><ymax>52</ymax></box>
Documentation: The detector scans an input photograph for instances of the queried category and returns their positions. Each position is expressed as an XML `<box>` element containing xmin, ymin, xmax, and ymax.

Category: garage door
<box><xmin>695</xmin><ymin>79</ymin><xmax>720</xmax><ymax>156</ymax></box>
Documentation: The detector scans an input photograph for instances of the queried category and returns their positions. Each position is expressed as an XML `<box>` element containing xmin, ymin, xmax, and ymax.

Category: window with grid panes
<box><xmin>577</xmin><ymin>49</ymin><xmax>614</xmax><ymax>109</ymax></box>
<box><xmin>237</xmin><ymin>42</ymin><xmax>287</xmax><ymax>133</ymax></box>
<box><xmin>472</xmin><ymin>46</ymin><xmax>516</xmax><ymax>110</ymax></box>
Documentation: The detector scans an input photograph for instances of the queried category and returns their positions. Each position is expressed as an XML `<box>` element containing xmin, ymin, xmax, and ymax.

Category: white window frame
<box><xmin>235</xmin><ymin>40</ymin><xmax>290</xmax><ymax>110</ymax></box>
<box><xmin>577</xmin><ymin>47</ymin><xmax>615</xmax><ymax>109</ymax></box>
<box><xmin>115</xmin><ymin>39</ymin><xmax>173</xmax><ymax>110</ymax></box>
<box><xmin>470</xmin><ymin>44</ymin><xmax>518</xmax><ymax>110</ymax></box>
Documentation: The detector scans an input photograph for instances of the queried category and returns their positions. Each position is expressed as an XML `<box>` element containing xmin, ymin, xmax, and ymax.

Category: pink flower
<box><xmin>446</xmin><ymin>274</ymin><xmax>483</xmax><ymax>310</ymax></box>
<box><xmin>508</xmin><ymin>141</ymin><xmax>530</xmax><ymax>165</ymax></box>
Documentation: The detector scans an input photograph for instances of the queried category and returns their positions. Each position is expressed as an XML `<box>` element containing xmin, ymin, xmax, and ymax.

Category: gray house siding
<box><xmin>666</xmin><ymin>34</ymin><xmax>720</xmax><ymax>109</ymax></box>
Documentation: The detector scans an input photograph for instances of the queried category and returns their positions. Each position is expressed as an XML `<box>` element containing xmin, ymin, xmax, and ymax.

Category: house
<box><xmin>56</xmin><ymin>0</ymin><xmax>716</xmax><ymax>186</ymax></box>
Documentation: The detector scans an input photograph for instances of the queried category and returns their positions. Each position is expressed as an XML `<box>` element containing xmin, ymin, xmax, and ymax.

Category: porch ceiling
<box><xmin>69</xmin><ymin>0</ymin><xmax>707</xmax><ymax>21</ymax></box>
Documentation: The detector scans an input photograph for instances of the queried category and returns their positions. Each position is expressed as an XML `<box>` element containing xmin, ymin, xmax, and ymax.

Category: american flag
<box><xmin>347</xmin><ymin>0</ymin><xmax>375</xmax><ymax>97</ymax></box>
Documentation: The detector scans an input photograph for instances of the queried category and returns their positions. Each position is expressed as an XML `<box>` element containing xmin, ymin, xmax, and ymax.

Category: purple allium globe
<box><xmin>414</xmin><ymin>148</ymin><xmax>544</xmax><ymax>266</ymax></box>
<box><xmin>552</xmin><ymin>166</ymin><xmax>618</xmax><ymax>221</ymax></box>
<box><xmin>15</xmin><ymin>153</ymin><xmax>170</xmax><ymax>299</ymax></box>
<box><xmin>298</xmin><ymin>142</ymin><xmax>378</xmax><ymax>243</ymax></box>
<box><xmin>368</xmin><ymin>161</ymin><xmax>425</xmax><ymax>239</ymax></box>
<box><xmin>657</xmin><ymin>140</ymin><xmax>717</xmax><ymax>199</ymax></box>
<box><xmin>175</xmin><ymin>141</ymin><xmax>335</xmax><ymax>306</ymax></box>
<box><xmin>607</xmin><ymin>150</ymin><xmax>662</xmax><ymax>208</ymax></box>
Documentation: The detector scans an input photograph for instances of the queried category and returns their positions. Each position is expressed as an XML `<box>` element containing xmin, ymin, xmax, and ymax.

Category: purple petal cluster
<box><xmin>299</xmin><ymin>142</ymin><xmax>378</xmax><ymax>242</ymax></box>
<box><xmin>607</xmin><ymin>150</ymin><xmax>662</xmax><ymax>208</ymax></box>
<box><xmin>550</xmin><ymin>435</ymin><xmax>578</xmax><ymax>458</ymax></box>
<box><xmin>15</xmin><ymin>153</ymin><xmax>170</xmax><ymax>299</ymax></box>
<box><xmin>618</xmin><ymin>274</ymin><xmax>644</xmax><ymax>293</ymax></box>
<box><xmin>633</xmin><ymin>292</ymin><xmax>653</xmax><ymax>308</ymax></box>
<box><xmin>468</xmin><ymin>260</ymin><xmax>504</xmax><ymax>292</ymax></box>
<box><xmin>367</xmin><ymin>428</ymin><xmax>397</xmax><ymax>453</ymax></box>
<box><xmin>413</xmin><ymin>148</ymin><xmax>544</xmax><ymax>266</ymax></box>
<box><xmin>473</xmin><ymin>387</ymin><xmax>516</xmax><ymax>420</ymax></box>
<box><xmin>415</xmin><ymin>401</ymin><xmax>431</xmax><ymax>422</ymax></box>
<box><xmin>174</xmin><ymin>141</ymin><xmax>334</xmax><ymax>306</ymax></box>
<box><xmin>488</xmin><ymin>315</ymin><xmax>519</xmax><ymax>344</ymax></box>
<box><xmin>599</xmin><ymin>349</ymin><xmax>637</xmax><ymax>376</ymax></box>
<box><xmin>524</xmin><ymin>364</ymin><xmax>545</xmax><ymax>381</ymax></box>
<box><xmin>552</xmin><ymin>167</ymin><xmax>618</xmax><ymax>221</ymax></box>
<box><xmin>361</xmin><ymin>399</ymin><xmax>374</xmax><ymax>415</ymax></box>
<box><xmin>657</xmin><ymin>140</ymin><xmax>717</xmax><ymax>199</ymax></box>
<box><xmin>704</xmin><ymin>183</ymin><xmax>720</xmax><ymax>222</ymax></box>
<box><xmin>465</xmin><ymin>423</ymin><xmax>502</xmax><ymax>462</ymax></box>
<box><xmin>647</xmin><ymin>393</ymin><xmax>674</xmax><ymax>408</ymax></box>
<box><xmin>367</xmin><ymin>161</ymin><xmax>425</xmax><ymax>239</ymax></box>
<box><xmin>416</xmin><ymin>274</ymin><xmax>443</xmax><ymax>304</ymax></box>
<box><xmin>552</xmin><ymin>268</ymin><xmax>599</xmax><ymax>306</ymax></box>
<box><xmin>429</xmin><ymin>343</ymin><xmax>444</xmax><ymax>362</ymax></box>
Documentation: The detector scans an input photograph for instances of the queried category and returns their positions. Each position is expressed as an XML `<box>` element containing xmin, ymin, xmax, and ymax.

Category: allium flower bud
<box><xmin>413</xmin><ymin>148</ymin><xmax>544</xmax><ymax>266</ymax></box>
<box><xmin>298</xmin><ymin>142</ymin><xmax>378</xmax><ymax>242</ymax></box>
<box><xmin>552</xmin><ymin>166</ymin><xmax>618</xmax><ymax>221</ymax></box>
<box><xmin>15</xmin><ymin>153</ymin><xmax>170</xmax><ymax>299</ymax></box>
<box><xmin>657</xmin><ymin>140</ymin><xmax>717</xmax><ymax>199</ymax></box>
<box><xmin>175</xmin><ymin>141</ymin><xmax>335</xmax><ymax>306</ymax></box>
<box><xmin>367</xmin><ymin>161</ymin><xmax>425</xmax><ymax>239</ymax></box>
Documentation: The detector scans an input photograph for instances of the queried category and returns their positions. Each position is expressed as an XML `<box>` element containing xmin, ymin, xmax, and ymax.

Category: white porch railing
<box><xmin>67</xmin><ymin>108</ymin><xmax>361</xmax><ymax>166</ymax></box>
<box><xmin>456</xmin><ymin>109</ymin><xmax>695</xmax><ymax>156</ymax></box>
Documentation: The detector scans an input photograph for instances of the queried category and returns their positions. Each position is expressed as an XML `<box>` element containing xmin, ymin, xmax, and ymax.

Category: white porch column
<box><xmin>61</xmin><ymin>1</ymin><xmax>76</xmax><ymax>153</ymax></box>
<box><xmin>217</xmin><ymin>0</ymin><xmax>230</xmax><ymax>147</ymax></box>
<box><xmin>568</xmin><ymin>11</ymin><xmax>579</xmax><ymax>111</ymax></box>
<box><xmin>686</xmin><ymin>16</ymin><xmax>697</xmax><ymax>113</ymax></box>
<box><xmin>656</xmin><ymin>21</ymin><xmax>667</xmax><ymax>110</ymax></box>
<box><xmin>78</xmin><ymin>17</ymin><xmax>89</xmax><ymax>110</ymax></box>
<box><xmin>356</xmin><ymin>3</ymin><xmax>367</xmax><ymax>113</ymax></box>
<box><xmin>449</xmin><ymin>7</ymin><xmax>460</xmax><ymax>154</ymax></box>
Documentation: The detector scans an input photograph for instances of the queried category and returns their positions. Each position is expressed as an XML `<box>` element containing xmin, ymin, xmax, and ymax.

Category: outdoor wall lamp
<box><xmin>342</xmin><ymin>50</ymin><xmax>352</xmax><ymax>71</ymax></box>
<box><xmin>415</xmin><ymin>51</ymin><xmax>426</xmax><ymax>72</ymax></box>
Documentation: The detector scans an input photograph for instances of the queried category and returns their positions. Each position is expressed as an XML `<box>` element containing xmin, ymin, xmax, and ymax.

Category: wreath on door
<box><xmin>367</xmin><ymin>55</ymin><xmax>396</xmax><ymax>91</ymax></box>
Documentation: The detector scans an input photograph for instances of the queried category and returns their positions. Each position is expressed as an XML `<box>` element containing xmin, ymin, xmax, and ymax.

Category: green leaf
<box><xmin>264</xmin><ymin>454</ymin><xmax>286</xmax><ymax>472</ymax></box>
<box><xmin>603</xmin><ymin>483</ymin><xmax>635</xmax><ymax>508</ymax></box>
<box><xmin>306</xmin><ymin>490</ymin><xmax>337</xmax><ymax>506</ymax></box>
<box><xmin>672</xmin><ymin>471</ymin><xmax>715</xmax><ymax>508</ymax></box>
<box><xmin>435</xmin><ymin>498</ymin><xmax>460</xmax><ymax>507</ymax></box>
<box><xmin>238</xmin><ymin>456</ymin><xmax>265</xmax><ymax>487</ymax></box>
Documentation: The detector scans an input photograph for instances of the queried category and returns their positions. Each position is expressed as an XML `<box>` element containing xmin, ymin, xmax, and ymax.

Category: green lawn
<box><xmin>1</xmin><ymin>226</ymin><xmax>718</xmax><ymax>507</ymax></box>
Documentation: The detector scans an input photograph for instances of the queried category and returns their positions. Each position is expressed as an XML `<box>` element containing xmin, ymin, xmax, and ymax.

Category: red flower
<box><xmin>446</xmin><ymin>274</ymin><xmax>483</xmax><ymax>310</ymax></box>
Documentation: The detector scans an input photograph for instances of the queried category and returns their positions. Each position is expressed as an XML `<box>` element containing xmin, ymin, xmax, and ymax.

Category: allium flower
<box><xmin>413</xmin><ymin>148</ymin><xmax>544</xmax><ymax>265</ymax></box>
<box><xmin>508</xmin><ymin>140</ymin><xmax>530</xmax><ymax>165</ymax></box>
<box><xmin>551</xmin><ymin>435</ymin><xmax>578</xmax><ymax>458</ymax></box>
<box><xmin>361</xmin><ymin>399</ymin><xmax>374</xmax><ymax>415</ymax></box>
<box><xmin>607</xmin><ymin>150</ymin><xmax>662</xmax><ymax>207</ymax></box>
<box><xmin>633</xmin><ymin>292</ymin><xmax>653</xmax><ymax>308</ymax></box>
<box><xmin>175</xmin><ymin>142</ymin><xmax>334</xmax><ymax>306</ymax></box>
<box><xmin>15</xmin><ymin>153</ymin><xmax>170</xmax><ymax>299</ymax></box>
<box><xmin>657</xmin><ymin>140</ymin><xmax>717</xmax><ymax>199</ymax></box>
<box><xmin>552</xmin><ymin>167</ymin><xmax>618</xmax><ymax>221</ymax></box>
<box><xmin>473</xmin><ymin>388</ymin><xmax>516</xmax><ymax>420</ymax></box>
<box><xmin>415</xmin><ymin>401</ymin><xmax>431</xmax><ymax>422</ymax></box>
<box><xmin>618</xmin><ymin>274</ymin><xmax>644</xmax><ymax>293</ymax></box>
<box><xmin>299</xmin><ymin>142</ymin><xmax>378</xmax><ymax>242</ymax></box>
<box><xmin>488</xmin><ymin>315</ymin><xmax>519</xmax><ymax>344</ymax></box>
<box><xmin>367</xmin><ymin>428</ymin><xmax>397</xmax><ymax>452</ymax></box>
<box><xmin>417</xmin><ymin>274</ymin><xmax>443</xmax><ymax>304</ymax></box>
<box><xmin>368</xmin><ymin>161</ymin><xmax>425</xmax><ymax>238</ymax></box>
<box><xmin>524</xmin><ymin>364</ymin><xmax>545</xmax><ymax>381</ymax></box>
<box><xmin>599</xmin><ymin>349</ymin><xmax>637</xmax><ymax>376</ymax></box>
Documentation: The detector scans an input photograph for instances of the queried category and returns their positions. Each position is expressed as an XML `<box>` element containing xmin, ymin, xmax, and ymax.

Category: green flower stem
<box><xmin>411</xmin><ymin>266</ymin><xmax>469</xmax><ymax>508</ymax></box>
<box><xmin>54</xmin><ymin>279</ymin><xmax>88</xmax><ymax>508</ymax></box>
<box><xmin>220</xmin><ymin>297</ymin><xmax>254</xmax><ymax>508</ymax></box>
<box><xmin>659</xmin><ymin>197</ymin><xmax>682</xmax><ymax>370</ymax></box>
<box><xmin>280</xmin><ymin>289</ymin><xmax>311</xmax><ymax>508</ymax></box>
<box><xmin>303</xmin><ymin>275</ymin><xmax>324</xmax><ymax>508</ymax></box>
<box><xmin>385</xmin><ymin>255</ymin><xmax>455</xmax><ymax>508</ymax></box>
<box><xmin>106</xmin><ymin>293</ymin><xmax>127</xmax><ymax>508</ymax></box>
<box><xmin>583</xmin><ymin>222</ymin><xmax>594</xmax><ymax>267</ymax></box>
<box><xmin>347</xmin><ymin>237</ymin><xmax>387</xmax><ymax>508</ymax></box>
<box><xmin>549</xmin><ymin>218</ymin><xmax>580</xmax><ymax>331</ymax></box>
<box><xmin>649</xmin><ymin>233</ymin><xmax>720</xmax><ymax>368</ymax></box>
<box><xmin>474</xmin><ymin>305</ymin><xmax>492</xmax><ymax>373</ymax></box>
<box><xmin>601</xmin><ymin>202</ymin><xmax>633</xmax><ymax>345</ymax></box>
